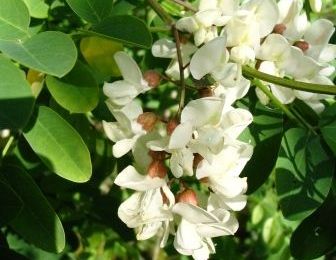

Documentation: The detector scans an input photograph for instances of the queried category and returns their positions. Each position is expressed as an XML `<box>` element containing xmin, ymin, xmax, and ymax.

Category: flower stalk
<box><xmin>243</xmin><ymin>66</ymin><xmax>336</xmax><ymax>95</ymax></box>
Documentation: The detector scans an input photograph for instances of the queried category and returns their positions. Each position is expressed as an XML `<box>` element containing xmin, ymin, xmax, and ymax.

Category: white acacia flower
<box><xmin>152</xmin><ymin>39</ymin><xmax>197</xmax><ymax>80</ymax></box>
<box><xmin>103</xmin><ymin>51</ymin><xmax>150</xmax><ymax>106</ymax></box>
<box><xmin>173</xmin><ymin>202</ymin><xmax>238</xmax><ymax>260</ymax></box>
<box><xmin>196</xmin><ymin>140</ymin><xmax>252</xmax><ymax>199</ymax></box>
<box><xmin>309</xmin><ymin>0</ymin><xmax>322</xmax><ymax>12</ymax></box>
<box><xmin>115</xmin><ymin>166</ymin><xmax>174</xmax><ymax>247</ymax></box>
<box><xmin>103</xmin><ymin>100</ymin><xmax>145</xmax><ymax>158</ymax></box>
<box><xmin>175</xmin><ymin>0</ymin><xmax>233</xmax><ymax>46</ymax></box>
<box><xmin>189</xmin><ymin>37</ymin><xmax>250</xmax><ymax>104</ymax></box>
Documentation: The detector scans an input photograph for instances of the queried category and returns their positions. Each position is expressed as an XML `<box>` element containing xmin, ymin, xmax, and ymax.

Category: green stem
<box><xmin>253</xmin><ymin>79</ymin><xmax>301</xmax><ymax>123</ymax></box>
<box><xmin>149</xmin><ymin>26</ymin><xmax>171</xmax><ymax>32</ymax></box>
<box><xmin>2</xmin><ymin>136</ymin><xmax>14</xmax><ymax>158</ymax></box>
<box><xmin>290</xmin><ymin>106</ymin><xmax>318</xmax><ymax>135</ymax></box>
<box><xmin>147</xmin><ymin>0</ymin><xmax>174</xmax><ymax>25</ymax></box>
<box><xmin>243</xmin><ymin>65</ymin><xmax>336</xmax><ymax>95</ymax></box>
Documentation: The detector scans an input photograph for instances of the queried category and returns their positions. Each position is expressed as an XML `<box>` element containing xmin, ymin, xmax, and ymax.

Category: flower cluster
<box><xmin>102</xmin><ymin>0</ymin><xmax>335</xmax><ymax>259</ymax></box>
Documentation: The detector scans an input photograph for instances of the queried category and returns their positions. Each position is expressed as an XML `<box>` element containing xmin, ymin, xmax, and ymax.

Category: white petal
<box><xmin>199</xmin><ymin>0</ymin><xmax>218</xmax><ymax>10</ymax></box>
<box><xmin>221</xmin><ymin>108</ymin><xmax>253</xmax><ymax>139</ymax></box>
<box><xmin>103</xmin><ymin>81</ymin><xmax>138</xmax><ymax>106</ymax></box>
<box><xmin>181</xmin><ymin>97</ymin><xmax>224</xmax><ymax>127</ymax></box>
<box><xmin>195</xmin><ymin>9</ymin><xmax>222</xmax><ymax>27</ymax></box>
<box><xmin>190</xmin><ymin>36</ymin><xmax>227</xmax><ymax>79</ymax></box>
<box><xmin>152</xmin><ymin>39</ymin><xmax>177</xmax><ymax>58</ymax></box>
<box><xmin>103</xmin><ymin>121</ymin><xmax>128</xmax><ymax>142</ymax></box>
<box><xmin>174</xmin><ymin>219</ymin><xmax>202</xmax><ymax>255</ymax></box>
<box><xmin>277</xmin><ymin>0</ymin><xmax>302</xmax><ymax>24</ymax></box>
<box><xmin>319</xmin><ymin>44</ymin><xmax>336</xmax><ymax>63</ymax></box>
<box><xmin>170</xmin><ymin>148</ymin><xmax>194</xmax><ymax>178</ymax></box>
<box><xmin>176</xmin><ymin>17</ymin><xmax>199</xmax><ymax>33</ymax></box>
<box><xmin>243</xmin><ymin>0</ymin><xmax>279</xmax><ymax>37</ymax></box>
<box><xmin>114</xmin><ymin>166</ymin><xmax>166</xmax><ymax>191</ymax></box>
<box><xmin>114</xmin><ymin>51</ymin><xmax>144</xmax><ymax>86</ymax></box>
<box><xmin>168</xmin><ymin>122</ymin><xmax>193</xmax><ymax>150</ymax></box>
<box><xmin>230</xmin><ymin>45</ymin><xmax>255</xmax><ymax>64</ymax></box>
<box><xmin>113</xmin><ymin>138</ymin><xmax>136</xmax><ymax>158</ymax></box>
<box><xmin>256</xmin><ymin>34</ymin><xmax>290</xmax><ymax>61</ymax></box>
<box><xmin>173</xmin><ymin>203</ymin><xmax>218</xmax><ymax>224</ymax></box>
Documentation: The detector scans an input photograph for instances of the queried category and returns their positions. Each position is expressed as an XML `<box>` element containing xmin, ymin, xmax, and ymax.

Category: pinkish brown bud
<box><xmin>143</xmin><ymin>70</ymin><xmax>161</xmax><ymax>88</ymax></box>
<box><xmin>148</xmin><ymin>160</ymin><xmax>167</xmax><ymax>179</ymax></box>
<box><xmin>273</xmin><ymin>24</ymin><xmax>287</xmax><ymax>34</ymax></box>
<box><xmin>193</xmin><ymin>153</ymin><xmax>204</xmax><ymax>168</ymax></box>
<box><xmin>176</xmin><ymin>189</ymin><xmax>198</xmax><ymax>206</ymax></box>
<box><xmin>148</xmin><ymin>150</ymin><xmax>167</xmax><ymax>161</ymax></box>
<box><xmin>166</xmin><ymin>119</ymin><xmax>179</xmax><ymax>135</ymax></box>
<box><xmin>294</xmin><ymin>41</ymin><xmax>309</xmax><ymax>52</ymax></box>
<box><xmin>198</xmin><ymin>88</ymin><xmax>213</xmax><ymax>97</ymax></box>
<box><xmin>137</xmin><ymin>112</ymin><xmax>158</xmax><ymax>132</ymax></box>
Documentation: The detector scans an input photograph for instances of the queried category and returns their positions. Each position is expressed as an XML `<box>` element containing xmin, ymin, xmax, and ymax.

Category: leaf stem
<box><xmin>147</xmin><ymin>0</ymin><xmax>174</xmax><ymax>25</ymax></box>
<box><xmin>173</xmin><ymin>25</ymin><xmax>186</xmax><ymax>119</ymax></box>
<box><xmin>243</xmin><ymin>65</ymin><xmax>336</xmax><ymax>95</ymax></box>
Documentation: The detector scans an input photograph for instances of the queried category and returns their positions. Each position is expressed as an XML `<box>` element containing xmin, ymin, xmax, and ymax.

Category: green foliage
<box><xmin>2</xmin><ymin>166</ymin><xmax>65</xmax><ymax>253</ymax></box>
<box><xmin>275</xmin><ymin>128</ymin><xmax>334</xmax><ymax>220</ymax></box>
<box><xmin>23</xmin><ymin>106</ymin><xmax>92</xmax><ymax>183</ymax></box>
<box><xmin>0</xmin><ymin>0</ymin><xmax>335</xmax><ymax>259</ymax></box>
<box><xmin>46</xmin><ymin>61</ymin><xmax>99</xmax><ymax>113</ymax></box>
<box><xmin>0</xmin><ymin>55</ymin><xmax>35</xmax><ymax>130</ymax></box>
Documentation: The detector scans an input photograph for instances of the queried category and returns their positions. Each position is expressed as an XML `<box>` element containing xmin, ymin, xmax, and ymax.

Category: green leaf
<box><xmin>46</xmin><ymin>61</ymin><xmax>99</xmax><ymax>113</ymax></box>
<box><xmin>0</xmin><ymin>180</ymin><xmax>23</xmax><ymax>226</ymax></box>
<box><xmin>2</xmin><ymin>166</ymin><xmax>65</xmax><ymax>253</ymax></box>
<box><xmin>90</xmin><ymin>15</ymin><xmax>152</xmax><ymax>49</ymax></box>
<box><xmin>275</xmin><ymin>128</ymin><xmax>334</xmax><ymax>220</ymax></box>
<box><xmin>0</xmin><ymin>0</ymin><xmax>30</xmax><ymax>41</ymax></box>
<box><xmin>320</xmin><ymin>103</ymin><xmax>336</xmax><ymax>156</ymax></box>
<box><xmin>22</xmin><ymin>0</ymin><xmax>49</xmax><ymax>19</ymax></box>
<box><xmin>0</xmin><ymin>31</ymin><xmax>77</xmax><ymax>77</ymax></box>
<box><xmin>290</xmin><ymin>193</ymin><xmax>336</xmax><ymax>259</ymax></box>
<box><xmin>23</xmin><ymin>106</ymin><xmax>92</xmax><ymax>183</ymax></box>
<box><xmin>65</xmin><ymin>0</ymin><xmax>113</xmax><ymax>24</ymax></box>
<box><xmin>0</xmin><ymin>55</ymin><xmax>35</xmax><ymax>130</ymax></box>
<box><xmin>80</xmin><ymin>36</ymin><xmax>123</xmax><ymax>78</ymax></box>
<box><xmin>239</xmin><ymin>101</ymin><xmax>283</xmax><ymax>194</ymax></box>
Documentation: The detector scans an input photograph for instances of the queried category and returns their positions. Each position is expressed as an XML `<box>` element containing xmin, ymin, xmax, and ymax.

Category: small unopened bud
<box><xmin>137</xmin><ymin>112</ymin><xmax>158</xmax><ymax>132</ymax></box>
<box><xmin>176</xmin><ymin>189</ymin><xmax>198</xmax><ymax>206</ymax></box>
<box><xmin>166</xmin><ymin>119</ymin><xmax>179</xmax><ymax>135</ymax></box>
<box><xmin>198</xmin><ymin>88</ymin><xmax>213</xmax><ymax>97</ymax></box>
<box><xmin>148</xmin><ymin>150</ymin><xmax>167</xmax><ymax>161</ymax></box>
<box><xmin>193</xmin><ymin>153</ymin><xmax>204</xmax><ymax>168</ymax></box>
<box><xmin>273</xmin><ymin>24</ymin><xmax>286</xmax><ymax>35</ymax></box>
<box><xmin>294</xmin><ymin>41</ymin><xmax>309</xmax><ymax>52</ymax></box>
<box><xmin>143</xmin><ymin>70</ymin><xmax>161</xmax><ymax>88</ymax></box>
<box><xmin>148</xmin><ymin>160</ymin><xmax>167</xmax><ymax>179</ymax></box>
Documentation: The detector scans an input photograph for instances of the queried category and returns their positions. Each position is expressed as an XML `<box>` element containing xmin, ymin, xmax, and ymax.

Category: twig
<box><xmin>173</xmin><ymin>25</ymin><xmax>187</xmax><ymax>119</ymax></box>
<box><xmin>147</xmin><ymin>0</ymin><xmax>174</xmax><ymax>25</ymax></box>
<box><xmin>169</xmin><ymin>0</ymin><xmax>197</xmax><ymax>12</ymax></box>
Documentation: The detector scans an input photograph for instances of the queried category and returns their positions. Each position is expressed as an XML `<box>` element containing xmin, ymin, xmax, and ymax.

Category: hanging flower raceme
<box><xmin>101</xmin><ymin>0</ymin><xmax>336</xmax><ymax>259</ymax></box>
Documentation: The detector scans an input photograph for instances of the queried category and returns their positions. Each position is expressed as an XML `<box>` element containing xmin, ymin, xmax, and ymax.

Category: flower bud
<box><xmin>294</xmin><ymin>41</ymin><xmax>309</xmax><ymax>52</ymax></box>
<box><xmin>137</xmin><ymin>112</ymin><xmax>158</xmax><ymax>132</ymax></box>
<box><xmin>166</xmin><ymin>119</ymin><xmax>179</xmax><ymax>135</ymax></box>
<box><xmin>176</xmin><ymin>189</ymin><xmax>198</xmax><ymax>206</ymax></box>
<box><xmin>198</xmin><ymin>88</ymin><xmax>213</xmax><ymax>97</ymax></box>
<box><xmin>272</xmin><ymin>24</ymin><xmax>286</xmax><ymax>35</ymax></box>
<box><xmin>193</xmin><ymin>153</ymin><xmax>204</xmax><ymax>168</ymax></box>
<box><xmin>143</xmin><ymin>70</ymin><xmax>161</xmax><ymax>88</ymax></box>
<box><xmin>148</xmin><ymin>160</ymin><xmax>167</xmax><ymax>179</ymax></box>
<box><xmin>148</xmin><ymin>150</ymin><xmax>167</xmax><ymax>161</ymax></box>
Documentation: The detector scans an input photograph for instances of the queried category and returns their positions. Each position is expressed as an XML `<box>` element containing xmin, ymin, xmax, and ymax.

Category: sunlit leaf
<box><xmin>46</xmin><ymin>61</ymin><xmax>99</xmax><ymax>113</ymax></box>
<box><xmin>23</xmin><ymin>106</ymin><xmax>92</xmax><ymax>183</ymax></box>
